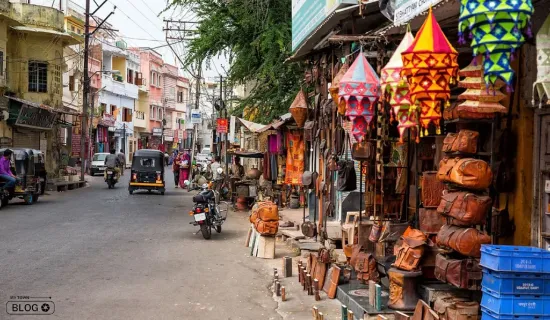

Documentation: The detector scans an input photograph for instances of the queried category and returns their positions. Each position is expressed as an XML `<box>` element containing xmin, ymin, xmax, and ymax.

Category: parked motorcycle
<box><xmin>188</xmin><ymin>168</ymin><xmax>227</xmax><ymax>239</ymax></box>
<box><xmin>105</xmin><ymin>168</ymin><xmax>118</xmax><ymax>189</ymax></box>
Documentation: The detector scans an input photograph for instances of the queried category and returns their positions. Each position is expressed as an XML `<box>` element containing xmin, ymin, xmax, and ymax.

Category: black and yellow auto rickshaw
<box><xmin>0</xmin><ymin>148</ymin><xmax>47</xmax><ymax>205</ymax></box>
<box><xmin>128</xmin><ymin>149</ymin><xmax>165</xmax><ymax>195</ymax></box>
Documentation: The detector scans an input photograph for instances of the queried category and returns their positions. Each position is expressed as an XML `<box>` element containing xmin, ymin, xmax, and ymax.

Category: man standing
<box><xmin>117</xmin><ymin>149</ymin><xmax>125</xmax><ymax>176</ymax></box>
<box><xmin>0</xmin><ymin>149</ymin><xmax>17</xmax><ymax>193</ymax></box>
<box><xmin>173</xmin><ymin>152</ymin><xmax>181</xmax><ymax>188</ymax></box>
<box><xmin>209</xmin><ymin>156</ymin><xmax>221</xmax><ymax>180</ymax></box>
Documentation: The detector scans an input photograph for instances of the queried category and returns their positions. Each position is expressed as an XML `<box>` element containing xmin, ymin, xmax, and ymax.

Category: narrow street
<box><xmin>0</xmin><ymin>172</ymin><xmax>280</xmax><ymax>320</ymax></box>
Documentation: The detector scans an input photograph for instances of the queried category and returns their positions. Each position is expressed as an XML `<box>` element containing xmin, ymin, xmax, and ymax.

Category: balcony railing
<box><xmin>135</xmin><ymin>111</ymin><xmax>145</xmax><ymax>120</ymax></box>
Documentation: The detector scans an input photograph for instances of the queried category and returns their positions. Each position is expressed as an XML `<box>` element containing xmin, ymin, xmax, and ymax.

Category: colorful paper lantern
<box><xmin>533</xmin><ymin>14</ymin><xmax>550</xmax><ymax>107</ymax></box>
<box><xmin>401</xmin><ymin>8</ymin><xmax>459</xmax><ymax>136</ymax></box>
<box><xmin>339</xmin><ymin>52</ymin><xmax>380</xmax><ymax>142</ymax></box>
<box><xmin>381</xmin><ymin>30</ymin><xmax>417</xmax><ymax>142</ymax></box>
<box><xmin>289</xmin><ymin>89</ymin><xmax>308</xmax><ymax>128</ymax></box>
<box><xmin>459</xmin><ymin>0</ymin><xmax>534</xmax><ymax>88</ymax></box>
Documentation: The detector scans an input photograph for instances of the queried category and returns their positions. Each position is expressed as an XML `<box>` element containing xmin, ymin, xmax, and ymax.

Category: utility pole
<box><xmin>190</xmin><ymin>61</ymin><xmax>201</xmax><ymax>163</ymax></box>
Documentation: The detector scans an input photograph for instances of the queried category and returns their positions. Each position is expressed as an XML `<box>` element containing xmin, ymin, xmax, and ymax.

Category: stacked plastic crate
<box><xmin>480</xmin><ymin>245</ymin><xmax>550</xmax><ymax>320</ymax></box>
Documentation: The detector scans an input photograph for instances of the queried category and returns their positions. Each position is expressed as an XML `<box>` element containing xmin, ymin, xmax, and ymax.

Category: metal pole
<box><xmin>80</xmin><ymin>0</ymin><xmax>90</xmax><ymax>182</ymax></box>
<box><xmin>190</xmin><ymin>61</ymin><xmax>201</xmax><ymax>164</ymax></box>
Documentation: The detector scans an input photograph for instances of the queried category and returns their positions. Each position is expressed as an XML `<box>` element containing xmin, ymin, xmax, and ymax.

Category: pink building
<box><xmin>162</xmin><ymin>63</ymin><xmax>178</xmax><ymax>151</ymax></box>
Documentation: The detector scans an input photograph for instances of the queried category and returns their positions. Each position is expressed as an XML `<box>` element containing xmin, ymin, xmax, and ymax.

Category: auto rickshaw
<box><xmin>128</xmin><ymin>149</ymin><xmax>165</xmax><ymax>195</ymax></box>
<box><xmin>0</xmin><ymin>148</ymin><xmax>47</xmax><ymax>205</ymax></box>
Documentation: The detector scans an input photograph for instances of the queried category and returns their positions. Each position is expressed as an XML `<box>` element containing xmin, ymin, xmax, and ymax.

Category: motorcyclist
<box><xmin>104</xmin><ymin>149</ymin><xmax>121</xmax><ymax>180</ymax></box>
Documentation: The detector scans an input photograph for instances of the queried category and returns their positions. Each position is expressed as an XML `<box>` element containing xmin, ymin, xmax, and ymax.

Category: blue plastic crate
<box><xmin>482</xmin><ymin>270</ymin><xmax>550</xmax><ymax>295</ymax></box>
<box><xmin>480</xmin><ymin>245</ymin><xmax>550</xmax><ymax>273</ymax></box>
<box><xmin>481</xmin><ymin>289</ymin><xmax>550</xmax><ymax>316</ymax></box>
<box><xmin>482</xmin><ymin>308</ymin><xmax>550</xmax><ymax>320</ymax></box>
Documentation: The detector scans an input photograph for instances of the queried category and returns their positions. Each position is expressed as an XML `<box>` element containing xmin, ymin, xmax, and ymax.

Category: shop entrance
<box><xmin>536</xmin><ymin>114</ymin><xmax>550</xmax><ymax>249</ymax></box>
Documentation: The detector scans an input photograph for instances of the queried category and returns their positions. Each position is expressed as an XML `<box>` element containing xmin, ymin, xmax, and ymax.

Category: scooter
<box><xmin>105</xmin><ymin>168</ymin><xmax>118</xmax><ymax>189</ymax></box>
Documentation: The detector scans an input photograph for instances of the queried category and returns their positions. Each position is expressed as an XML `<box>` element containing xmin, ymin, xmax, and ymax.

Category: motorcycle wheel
<box><xmin>200</xmin><ymin>224</ymin><xmax>212</xmax><ymax>239</ymax></box>
<box><xmin>2</xmin><ymin>197</ymin><xmax>8</xmax><ymax>207</ymax></box>
<box><xmin>215</xmin><ymin>225</ymin><xmax>222</xmax><ymax>233</ymax></box>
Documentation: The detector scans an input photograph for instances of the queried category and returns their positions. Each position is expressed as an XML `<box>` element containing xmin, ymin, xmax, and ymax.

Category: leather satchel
<box><xmin>254</xmin><ymin>219</ymin><xmax>278</xmax><ymax>236</ymax></box>
<box><xmin>434</xmin><ymin>295</ymin><xmax>480</xmax><ymax>320</ymax></box>
<box><xmin>443</xmin><ymin>130</ymin><xmax>479</xmax><ymax>154</ymax></box>
<box><xmin>352</xmin><ymin>140</ymin><xmax>374</xmax><ymax>161</ymax></box>
<box><xmin>437</xmin><ymin>158</ymin><xmax>460</xmax><ymax>183</ymax></box>
<box><xmin>419</xmin><ymin>208</ymin><xmax>446</xmax><ymax>234</ymax></box>
<box><xmin>434</xmin><ymin>254</ymin><xmax>482</xmax><ymax>290</ymax></box>
<box><xmin>422</xmin><ymin>171</ymin><xmax>446</xmax><ymax>207</ymax></box>
<box><xmin>436</xmin><ymin>225</ymin><xmax>491</xmax><ymax>257</ymax></box>
<box><xmin>337</xmin><ymin>159</ymin><xmax>356</xmax><ymax>191</ymax></box>
<box><xmin>304</xmin><ymin>121</ymin><xmax>315</xmax><ymax>142</ymax></box>
<box><xmin>448</xmin><ymin>159</ymin><xmax>493</xmax><ymax>190</ymax></box>
<box><xmin>354</xmin><ymin>252</ymin><xmax>379</xmax><ymax>283</ymax></box>
<box><xmin>442</xmin><ymin>133</ymin><xmax>458</xmax><ymax>153</ymax></box>
<box><xmin>437</xmin><ymin>191</ymin><xmax>491</xmax><ymax>227</ymax></box>
<box><xmin>393</xmin><ymin>228</ymin><xmax>428</xmax><ymax>271</ymax></box>
<box><xmin>302</xmin><ymin>171</ymin><xmax>318</xmax><ymax>189</ymax></box>
<box><xmin>411</xmin><ymin>300</ymin><xmax>439</xmax><ymax>320</ymax></box>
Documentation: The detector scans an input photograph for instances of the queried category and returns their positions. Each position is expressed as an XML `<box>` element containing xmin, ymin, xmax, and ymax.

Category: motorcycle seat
<box><xmin>193</xmin><ymin>190</ymin><xmax>214</xmax><ymax>203</ymax></box>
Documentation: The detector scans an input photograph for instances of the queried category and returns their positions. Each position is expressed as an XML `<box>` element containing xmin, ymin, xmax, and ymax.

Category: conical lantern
<box><xmin>339</xmin><ymin>52</ymin><xmax>380</xmax><ymax>142</ymax></box>
<box><xmin>533</xmin><ymin>14</ymin><xmax>550</xmax><ymax>107</ymax></box>
<box><xmin>459</xmin><ymin>0</ymin><xmax>534</xmax><ymax>88</ymax></box>
<box><xmin>289</xmin><ymin>89</ymin><xmax>308</xmax><ymax>128</ymax></box>
<box><xmin>381</xmin><ymin>31</ymin><xmax>416</xmax><ymax>142</ymax></box>
<box><xmin>330</xmin><ymin>64</ymin><xmax>349</xmax><ymax>115</ymax></box>
<box><xmin>401</xmin><ymin>8</ymin><xmax>458</xmax><ymax>136</ymax></box>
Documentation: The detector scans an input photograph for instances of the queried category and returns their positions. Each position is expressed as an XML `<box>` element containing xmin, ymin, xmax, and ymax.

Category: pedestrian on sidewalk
<box><xmin>179</xmin><ymin>150</ymin><xmax>191</xmax><ymax>188</ymax></box>
<box><xmin>173</xmin><ymin>152</ymin><xmax>181</xmax><ymax>188</ymax></box>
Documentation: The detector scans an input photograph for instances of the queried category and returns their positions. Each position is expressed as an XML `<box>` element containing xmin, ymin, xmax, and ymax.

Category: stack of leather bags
<box><xmin>249</xmin><ymin>201</ymin><xmax>279</xmax><ymax>236</ymax></box>
<box><xmin>433</xmin><ymin>130</ymin><xmax>492</xmax><ymax>290</ymax></box>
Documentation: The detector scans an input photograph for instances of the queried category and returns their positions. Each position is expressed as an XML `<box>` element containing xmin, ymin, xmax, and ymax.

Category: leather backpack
<box><xmin>448</xmin><ymin>159</ymin><xmax>492</xmax><ymax>190</ymax></box>
<box><xmin>436</xmin><ymin>225</ymin><xmax>491</xmax><ymax>258</ymax></box>
<box><xmin>434</xmin><ymin>295</ymin><xmax>480</xmax><ymax>320</ymax></box>
<box><xmin>393</xmin><ymin>228</ymin><xmax>429</xmax><ymax>271</ymax></box>
<box><xmin>254</xmin><ymin>219</ymin><xmax>278</xmax><ymax>236</ymax></box>
<box><xmin>443</xmin><ymin>130</ymin><xmax>479</xmax><ymax>154</ymax></box>
<box><xmin>354</xmin><ymin>252</ymin><xmax>379</xmax><ymax>283</ymax></box>
<box><xmin>434</xmin><ymin>254</ymin><xmax>482</xmax><ymax>290</ymax></box>
<box><xmin>422</xmin><ymin>171</ymin><xmax>446</xmax><ymax>208</ymax></box>
<box><xmin>437</xmin><ymin>191</ymin><xmax>491</xmax><ymax>227</ymax></box>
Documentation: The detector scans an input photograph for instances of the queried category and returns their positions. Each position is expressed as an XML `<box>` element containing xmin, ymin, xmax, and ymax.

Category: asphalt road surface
<box><xmin>0</xmin><ymin>170</ymin><xmax>280</xmax><ymax>320</ymax></box>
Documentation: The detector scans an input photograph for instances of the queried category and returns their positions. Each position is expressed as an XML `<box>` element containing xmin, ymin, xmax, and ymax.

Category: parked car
<box><xmin>90</xmin><ymin>153</ymin><xmax>109</xmax><ymax>176</ymax></box>
<box><xmin>195</xmin><ymin>153</ymin><xmax>210</xmax><ymax>171</ymax></box>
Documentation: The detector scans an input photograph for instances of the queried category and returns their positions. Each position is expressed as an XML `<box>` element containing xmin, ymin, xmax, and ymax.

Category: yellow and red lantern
<box><xmin>401</xmin><ymin>8</ymin><xmax>459</xmax><ymax>136</ymax></box>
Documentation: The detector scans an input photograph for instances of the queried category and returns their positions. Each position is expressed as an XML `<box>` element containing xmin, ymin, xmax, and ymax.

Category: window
<box><xmin>71</xmin><ymin>25</ymin><xmax>76</xmax><ymax>32</ymax></box>
<box><xmin>110</xmin><ymin>105</ymin><xmax>117</xmax><ymax>115</ymax></box>
<box><xmin>69</xmin><ymin>75</ymin><xmax>75</xmax><ymax>92</ymax></box>
<box><xmin>100</xmin><ymin>103</ymin><xmax>106</xmax><ymax>116</ymax></box>
<box><xmin>127</xmin><ymin>69</ymin><xmax>134</xmax><ymax>84</ymax></box>
<box><xmin>158</xmin><ymin>108</ymin><xmax>163</xmax><ymax>121</ymax></box>
<box><xmin>28</xmin><ymin>61</ymin><xmax>47</xmax><ymax>93</ymax></box>
<box><xmin>122</xmin><ymin>107</ymin><xmax>132</xmax><ymax>122</ymax></box>
<box><xmin>135</xmin><ymin>72</ymin><xmax>142</xmax><ymax>85</ymax></box>
<box><xmin>0</xmin><ymin>52</ymin><xmax>4</xmax><ymax>76</ymax></box>
<box><xmin>54</xmin><ymin>64</ymin><xmax>61</xmax><ymax>94</ymax></box>
<box><xmin>177</xmin><ymin>91</ymin><xmax>183</xmax><ymax>103</ymax></box>
<box><xmin>150</xmin><ymin>105</ymin><xmax>156</xmax><ymax>120</ymax></box>
<box><xmin>158</xmin><ymin>75</ymin><xmax>161</xmax><ymax>86</ymax></box>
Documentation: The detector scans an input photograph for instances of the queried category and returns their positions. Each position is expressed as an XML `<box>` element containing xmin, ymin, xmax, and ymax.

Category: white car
<box><xmin>195</xmin><ymin>153</ymin><xmax>210</xmax><ymax>171</ymax></box>
<box><xmin>90</xmin><ymin>153</ymin><xmax>109</xmax><ymax>176</ymax></box>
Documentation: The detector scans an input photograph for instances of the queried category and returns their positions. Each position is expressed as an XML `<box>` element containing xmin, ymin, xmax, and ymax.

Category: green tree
<box><xmin>165</xmin><ymin>0</ymin><xmax>302</xmax><ymax>124</ymax></box>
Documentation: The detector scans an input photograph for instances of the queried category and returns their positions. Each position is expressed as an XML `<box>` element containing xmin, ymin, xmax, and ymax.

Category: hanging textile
<box><xmin>284</xmin><ymin>131</ymin><xmax>304</xmax><ymax>185</ymax></box>
<box><xmin>381</xmin><ymin>30</ymin><xmax>416</xmax><ymax>142</ymax></box>
<box><xmin>339</xmin><ymin>52</ymin><xmax>380</xmax><ymax>142</ymax></box>
<box><xmin>533</xmin><ymin>14</ymin><xmax>550</xmax><ymax>107</ymax></box>
<box><xmin>401</xmin><ymin>7</ymin><xmax>459</xmax><ymax>136</ymax></box>
<box><xmin>459</xmin><ymin>0</ymin><xmax>534</xmax><ymax>88</ymax></box>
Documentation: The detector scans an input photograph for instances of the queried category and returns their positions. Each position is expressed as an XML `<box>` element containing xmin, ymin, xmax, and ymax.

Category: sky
<box><xmin>31</xmin><ymin>0</ymin><xmax>228</xmax><ymax>81</ymax></box>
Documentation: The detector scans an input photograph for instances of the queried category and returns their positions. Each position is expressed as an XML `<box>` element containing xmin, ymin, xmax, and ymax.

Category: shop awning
<box><xmin>5</xmin><ymin>96</ymin><xmax>81</xmax><ymax>115</ymax></box>
<box><xmin>229</xmin><ymin>151</ymin><xmax>264</xmax><ymax>158</ymax></box>
<box><xmin>257</xmin><ymin>113</ymin><xmax>294</xmax><ymax>133</ymax></box>
<box><xmin>237</xmin><ymin>118</ymin><xmax>269</xmax><ymax>133</ymax></box>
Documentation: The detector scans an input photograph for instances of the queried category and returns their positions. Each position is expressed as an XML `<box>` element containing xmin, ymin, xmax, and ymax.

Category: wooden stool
<box><xmin>341</xmin><ymin>211</ymin><xmax>360</xmax><ymax>247</ymax></box>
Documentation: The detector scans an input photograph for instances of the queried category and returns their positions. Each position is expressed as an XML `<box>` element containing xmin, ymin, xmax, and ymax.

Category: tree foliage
<box><xmin>165</xmin><ymin>0</ymin><xmax>302</xmax><ymax>123</ymax></box>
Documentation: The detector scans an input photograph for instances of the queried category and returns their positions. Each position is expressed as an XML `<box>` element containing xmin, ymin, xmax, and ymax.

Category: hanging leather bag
<box><xmin>434</xmin><ymin>254</ymin><xmax>482</xmax><ymax>290</ymax></box>
<box><xmin>334</xmin><ymin>125</ymin><xmax>346</xmax><ymax>155</ymax></box>
<box><xmin>337</xmin><ymin>134</ymin><xmax>356</xmax><ymax>192</ymax></box>
<box><xmin>448</xmin><ymin>159</ymin><xmax>493</xmax><ymax>190</ymax></box>
<box><xmin>354</xmin><ymin>252</ymin><xmax>379</xmax><ymax>283</ymax></box>
<box><xmin>443</xmin><ymin>130</ymin><xmax>479</xmax><ymax>154</ymax></box>
<box><xmin>422</xmin><ymin>171</ymin><xmax>446</xmax><ymax>207</ymax></box>
<box><xmin>437</xmin><ymin>158</ymin><xmax>460</xmax><ymax>183</ymax></box>
<box><xmin>352</xmin><ymin>140</ymin><xmax>375</xmax><ymax>161</ymax></box>
<box><xmin>434</xmin><ymin>296</ymin><xmax>480</xmax><ymax>320</ymax></box>
<box><xmin>436</xmin><ymin>225</ymin><xmax>491</xmax><ymax>257</ymax></box>
<box><xmin>393</xmin><ymin>228</ymin><xmax>429</xmax><ymax>271</ymax></box>
<box><xmin>437</xmin><ymin>191</ymin><xmax>492</xmax><ymax>227</ymax></box>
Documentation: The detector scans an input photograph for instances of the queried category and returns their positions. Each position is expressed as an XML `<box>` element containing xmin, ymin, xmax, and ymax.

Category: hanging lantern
<box><xmin>459</xmin><ymin>0</ymin><xmax>534</xmax><ymax>89</ymax></box>
<box><xmin>381</xmin><ymin>30</ymin><xmax>416</xmax><ymax>142</ymax></box>
<box><xmin>289</xmin><ymin>89</ymin><xmax>308</xmax><ymax>128</ymax></box>
<box><xmin>401</xmin><ymin>8</ymin><xmax>459</xmax><ymax>136</ymax></box>
<box><xmin>457</xmin><ymin>57</ymin><xmax>507</xmax><ymax>117</ymax></box>
<box><xmin>533</xmin><ymin>14</ymin><xmax>550</xmax><ymax>107</ymax></box>
<box><xmin>339</xmin><ymin>52</ymin><xmax>380</xmax><ymax>142</ymax></box>
<box><xmin>330</xmin><ymin>64</ymin><xmax>349</xmax><ymax>115</ymax></box>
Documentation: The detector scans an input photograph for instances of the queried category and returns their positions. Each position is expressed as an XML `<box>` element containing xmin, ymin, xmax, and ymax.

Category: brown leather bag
<box><xmin>254</xmin><ymin>219</ymin><xmax>278</xmax><ymax>236</ymax></box>
<box><xmin>393</xmin><ymin>228</ymin><xmax>428</xmax><ymax>271</ymax></box>
<box><xmin>354</xmin><ymin>252</ymin><xmax>379</xmax><ymax>283</ymax></box>
<box><xmin>448</xmin><ymin>159</ymin><xmax>493</xmax><ymax>190</ymax></box>
<box><xmin>352</xmin><ymin>140</ymin><xmax>374</xmax><ymax>161</ymax></box>
<box><xmin>436</xmin><ymin>225</ymin><xmax>491</xmax><ymax>257</ymax></box>
<box><xmin>434</xmin><ymin>296</ymin><xmax>480</xmax><ymax>320</ymax></box>
<box><xmin>422</xmin><ymin>171</ymin><xmax>446</xmax><ymax>207</ymax></box>
<box><xmin>443</xmin><ymin>130</ymin><xmax>479</xmax><ymax>154</ymax></box>
<box><xmin>411</xmin><ymin>300</ymin><xmax>439</xmax><ymax>320</ymax></box>
<box><xmin>437</xmin><ymin>191</ymin><xmax>491</xmax><ymax>227</ymax></box>
<box><xmin>350</xmin><ymin>244</ymin><xmax>363</xmax><ymax>267</ymax></box>
<box><xmin>318</xmin><ymin>248</ymin><xmax>331</xmax><ymax>264</ymax></box>
<box><xmin>437</xmin><ymin>158</ymin><xmax>460</xmax><ymax>183</ymax></box>
<box><xmin>434</xmin><ymin>254</ymin><xmax>482</xmax><ymax>290</ymax></box>
<box><xmin>419</xmin><ymin>208</ymin><xmax>446</xmax><ymax>234</ymax></box>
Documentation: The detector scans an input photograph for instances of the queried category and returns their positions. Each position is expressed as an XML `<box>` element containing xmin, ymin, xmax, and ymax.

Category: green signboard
<box><xmin>291</xmin><ymin>0</ymin><xmax>356</xmax><ymax>52</ymax></box>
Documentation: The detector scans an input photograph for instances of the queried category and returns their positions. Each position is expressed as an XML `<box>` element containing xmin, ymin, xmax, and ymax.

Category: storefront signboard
<box><xmin>292</xmin><ymin>0</ymin><xmax>356</xmax><ymax>51</ymax></box>
<box><xmin>72</xmin><ymin>134</ymin><xmax>81</xmax><ymax>157</ymax></box>
<box><xmin>100</xmin><ymin>114</ymin><xmax>116</xmax><ymax>127</ymax></box>
<box><xmin>217</xmin><ymin>118</ymin><xmax>228</xmax><ymax>134</ymax></box>
<box><xmin>394</xmin><ymin>0</ymin><xmax>443</xmax><ymax>25</ymax></box>
<box><xmin>190</xmin><ymin>110</ymin><xmax>201</xmax><ymax>124</ymax></box>
<box><xmin>15</xmin><ymin>105</ymin><xmax>57</xmax><ymax>130</ymax></box>
<box><xmin>152</xmin><ymin>128</ymin><xmax>162</xmax><ymax>137</ymax></box>
<box><xmin>178</xmin><ymin>129</ymin><xmax>184</xmax><ymax>140</ymax></box>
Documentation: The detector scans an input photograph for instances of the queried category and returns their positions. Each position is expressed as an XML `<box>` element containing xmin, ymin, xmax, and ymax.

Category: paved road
<box><xmin>0</xmin><ymin>170</ymin><xmax>280</xmax><ymax>320</ymax></box>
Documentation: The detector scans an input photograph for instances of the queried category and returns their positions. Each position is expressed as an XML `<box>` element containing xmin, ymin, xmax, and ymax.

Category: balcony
<box><xmin>134</xmin><ymin>110</ymin><xmax>146</xmax><ymax>129</ymax></box>
<box><xmin>11</xmin><ymin>3</ymin><xmax>65</xmax><ymax>32</ymax></box>
<box><xmin>102</xmin><ymin>74</ymin><xmax>138</xmax><ymax>99</ymax></box>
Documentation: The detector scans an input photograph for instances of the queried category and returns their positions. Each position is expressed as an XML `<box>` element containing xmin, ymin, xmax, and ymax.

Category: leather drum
<box><xmin>388</xmin><ymin>268</ymin><xmax>423</xmax><ymax>311</ymax></box>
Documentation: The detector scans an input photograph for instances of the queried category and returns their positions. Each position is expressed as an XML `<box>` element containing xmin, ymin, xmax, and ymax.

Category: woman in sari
<box><xmin>179</xmin><ymin>151</ymin><xmax>191</xmax><ymax>188</ymax></box>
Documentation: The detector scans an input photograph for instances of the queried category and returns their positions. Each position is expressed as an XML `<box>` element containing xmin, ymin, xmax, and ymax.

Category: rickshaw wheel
<box><xmin>129</xmin><ymin>189</ymin><xmax>133</xmax><ymax>195</ymax></box>
<box><xmin>1</xmin><ymin>197</ymin><xmax>8</xmax><ymax>207</ymax></box>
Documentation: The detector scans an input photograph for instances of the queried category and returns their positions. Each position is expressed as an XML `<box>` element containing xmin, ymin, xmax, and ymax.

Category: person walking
<box><xmin>173</xmin><ymin>152</ymin><xmax>181</xmax><ymax>188</ymax></box>
<box><xmin>179</xmin><ymin>150</ymin><xmax>191</xmax><ymax>188</ymax></box>
<box><xmin>117</xmin><ymin>149</ymin><xmax>126</xmax><ymax>176</ymax></box>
